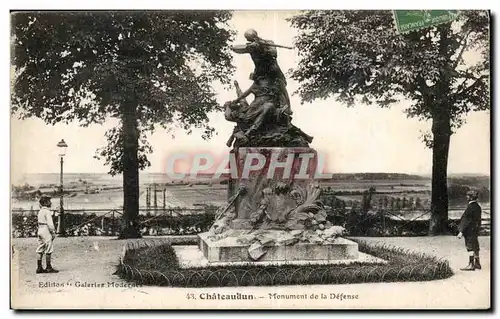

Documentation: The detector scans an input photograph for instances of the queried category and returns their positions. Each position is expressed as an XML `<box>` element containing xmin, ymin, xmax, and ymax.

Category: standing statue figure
<box><xmin>231</xmin><ymin>29</ymin><xmax>292</xmax><ymax>118</ymax></box>
<box><xmin>225</xmin><ymin>29</ymin><xmax>313</xmax><ymax>148</ymax></box>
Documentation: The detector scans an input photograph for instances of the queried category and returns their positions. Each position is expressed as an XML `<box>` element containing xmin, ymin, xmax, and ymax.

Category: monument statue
<box><xmin>231</xmin><ymin>29</ymin><xmax>291</xmax><ymax>112</ymax></box>
<box><xmin>225</xmin><ymin>29</ymin><xmax>313</xmax><ymax>148</ymax></box>
<box><xmin>198</xmin><ymin>29</ymin><xmax>355</xmax><ymax>263</ymax></box>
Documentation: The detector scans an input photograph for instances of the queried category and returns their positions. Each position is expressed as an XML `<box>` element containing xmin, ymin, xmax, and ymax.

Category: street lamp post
<box><xmin>56</xmin><ymin>139</ymin><xmax>68</xmax><ymax>236</ymax></box>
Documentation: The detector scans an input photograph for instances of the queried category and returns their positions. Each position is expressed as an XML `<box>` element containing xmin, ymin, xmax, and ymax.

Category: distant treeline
<box><xmin>320</xmin><ymin>192</ymin><xmax>429</xmax><ymax>211</ymax></box>
<box><xmin>325</xmin><ymin>189</ymin><xmax>428</xmax><ymax>196</ymax></box>
<box><xmin>448</xmin><ymin>184</ymin><xmax>490</xmax><ymax>202</ymax></box>
<box><xmin>448</xmin><ymin>176</ymin><xmax>490</xmax><ymax>189</ymax></box>
<box><xmin>321</xmin><ymin>183</ymin><xmax>489</xmax><ymax>202</ymax></box>
<box><xmin>320</xmin><ymin>173</ymin><xmax>427</xmax><ymax>180</ymax></box>
<box><xmin>219</xmin><ymin>173</ymin><xmax>426</xmax><ymax>182</ymax></box>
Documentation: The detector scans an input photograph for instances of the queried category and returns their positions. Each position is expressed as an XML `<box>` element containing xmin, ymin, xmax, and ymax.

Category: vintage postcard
<box><xmin>10</xmin><ymin>10</ymin><xmax>490</xmax><ymax>309</ymax></box>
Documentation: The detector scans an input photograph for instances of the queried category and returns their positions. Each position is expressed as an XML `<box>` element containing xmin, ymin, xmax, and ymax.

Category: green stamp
<box><xmin>393</xmin><ymin>10</ymin><xmax>460</xmax><ymax>34</ymax></box>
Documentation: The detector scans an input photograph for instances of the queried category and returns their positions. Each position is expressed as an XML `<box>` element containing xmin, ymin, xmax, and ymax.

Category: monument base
<box><xmin>231</xmin><ymin>219</ymin><xmax>253</xmax><ymax>229</ymax></box>
<box><xmin>173</xmin><ymin>245</ymin><xmax>386</xmax><ymax>269</ymax></box>
<box><xmin>198</xmin><ymin>231</ymin><xmax>358</xmax><ymax>263</ymax></box>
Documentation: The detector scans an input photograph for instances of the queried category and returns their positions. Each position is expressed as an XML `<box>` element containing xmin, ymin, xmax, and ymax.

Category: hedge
<box><xmin>115</xmin><ymin>238</ymin><xmax>454</xmax><ymax>287</ymax></box>
<box><xmin>11</xmin><ymin>212</ymin><xmax>215</xmax><ymax>238</ymax></box>
<box><xmin>12</xmin><ymin>208</ymin><xmax>488</xmax><ymax>238</ymax></box>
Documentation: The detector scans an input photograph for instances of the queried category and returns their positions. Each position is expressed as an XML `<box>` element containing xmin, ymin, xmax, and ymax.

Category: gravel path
<box><xmin>11</xmin><ymin>235</ymin><xmax>490</xmax><ymax>309</ymax></box>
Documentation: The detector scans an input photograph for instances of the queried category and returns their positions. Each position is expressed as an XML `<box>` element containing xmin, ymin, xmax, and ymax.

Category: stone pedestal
<box><xmin>228</xmin><ymin>147</ymin><xmax>318</xmax><ymax>229</ymax></box>
<box><xmin>198</xmin><ymin>231</ymin><xmax>358</xmax><ymax>263</ymax></box>
<box><xmin>192</xmin><ymin>147</ymin><xmax>361</xmax><ymax>265</ymax></box>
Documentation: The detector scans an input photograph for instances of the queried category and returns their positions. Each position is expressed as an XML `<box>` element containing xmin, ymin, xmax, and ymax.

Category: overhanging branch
<box><xmin>452</xmin><ymin>31</ymin><xmax>472</xmax><ymax>70</ymax></box>
<box><xmin>451</xmin><ymin>74</ymin><xmax>488</xmax><ymax>101</ymax></box>
<box><xmin>452</xmin><ymin>71</ymin><xmax>480</xmax><ymax>95</ymax></box>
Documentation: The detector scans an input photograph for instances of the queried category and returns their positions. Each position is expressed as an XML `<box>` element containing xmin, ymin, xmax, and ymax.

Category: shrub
<box><xmin>341</xmin><ymin>208</ymin><xmax>489</xmax><ymax>237</ymax></box>
<box><xmin>11</xmin><ymin>211</ymin><xmax>215</xmax><ymax>238</ymax></box>
<box><xmin>12</xmin><ymin>205</ymin><xmax>489</xmax><ymax>238</ymax></box>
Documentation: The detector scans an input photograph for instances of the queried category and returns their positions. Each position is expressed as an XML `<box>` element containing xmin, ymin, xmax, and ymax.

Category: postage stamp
<box><xmin>10</xmin><ymin>10</ymin><xmax>490</xmax><ymax>310</ymax></box>
<box><xmin>393</xmin><ymin>10</ymin><xmax>461</xmax><ymax>34</ymax></box>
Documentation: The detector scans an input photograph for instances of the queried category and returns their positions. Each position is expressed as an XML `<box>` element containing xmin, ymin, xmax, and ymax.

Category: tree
<box><xmin>290</xmin><ymin>10</ymin><xmax>489</xmax><ymax>235</ymax></box>
<box><xmin>408</xmin><ymin>197</ymin><xmax>415</xmax><ymax>210</ymax></box>
<box><xmin>402</xmin><ymin>197</ymin><xmax>408</xmax><ymax>209</ymax></box>
<box><xmin>11</xmin><ymin>11</ymin><xmax>235</xmax><ymax>238</ymax></box>
<box><xmin>378</xmin><ymin>197</ymin><xmax>384</xmax><ymax>209</ymax></box>
<box><xmin>415</xmin><ymin>197</ymin><xmax>422</xmax><ymax>209</ymax></box>
<box><xmin>383</xmin><ymin>196</ymin><xmax>389</xmax><ymax>208</ymax></box>
<box><xmin>395</xmin><ymin>198</ymin><xmax>401</xmax><ymax>210</ymax></box>
<box><xmin>361</xmin><ymin>192</ymin><xmax>370</xmax><ymax>212</ymax></box>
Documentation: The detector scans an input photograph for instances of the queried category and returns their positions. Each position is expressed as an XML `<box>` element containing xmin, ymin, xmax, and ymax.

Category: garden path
<box><xmin>11</xmin><ymin>236</ymin><xmax>490</xmax><ymax>309</ymax></box>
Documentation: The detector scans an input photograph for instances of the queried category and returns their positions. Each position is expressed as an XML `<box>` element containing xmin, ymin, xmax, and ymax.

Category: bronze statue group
<box><xmin>225</xmin><ymin>29</ymin><xmax>313</xmax><ymax>148</ymax></box>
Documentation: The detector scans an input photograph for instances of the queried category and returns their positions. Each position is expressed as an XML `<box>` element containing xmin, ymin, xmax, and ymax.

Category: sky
<box><xmin>10</xmin><ymin>11</ymin><xmax>490</xmax><ymax>180</ymax></box>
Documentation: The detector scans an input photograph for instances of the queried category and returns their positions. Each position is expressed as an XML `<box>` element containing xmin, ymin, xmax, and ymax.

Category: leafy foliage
<box><xmin>11</xmin><ymin>11</ymin><xmax>235</xmax><ymax>174</ymax></box>
<box><xmin>290</xmin><ymin>10</ymin><xmax>489</xmax><ymax>235</ymax></box>
<box><xmin>290</xmin><ymin>10</ymin><xmax>489</xmax><ymax>132</ymax></box>
<box><xmin>93</xmin><ymin>125</ymin><xmax>154</xmax><ymax>175</ymax></box>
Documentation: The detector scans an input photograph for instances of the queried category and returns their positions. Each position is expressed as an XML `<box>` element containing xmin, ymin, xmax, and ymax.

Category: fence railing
<box><xmin>11</xmin><ymin>207</ymin><xmax>210</xmax><ymax>237</ymax></box>
<box><xmin>11</xmin><ymin>205</ymin><xmax>490</xmax><ymax>238</ymax></box>
<box><xmin>11</xmin><ymin>207</ymin><xmax>210</xmax><ymax>216</ymax></box>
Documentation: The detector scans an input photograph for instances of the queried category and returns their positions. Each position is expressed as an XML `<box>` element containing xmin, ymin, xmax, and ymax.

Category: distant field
<box><xmin>11</xmin><ymin>173</ymin><xmax>489</xmax><ymax>213</ymax></box>
<box><xmin>11</xmin><ymin>184</ymin><xmax>228</xmax><ymax>211</ymax></box>
<box><xmin>318</xmin><ymin>179</ymin><xmax>430</xmax><ymax>189</ymax></box>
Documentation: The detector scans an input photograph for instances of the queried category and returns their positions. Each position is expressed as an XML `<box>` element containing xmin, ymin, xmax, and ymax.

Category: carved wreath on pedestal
<box><xmin>250</xmin><ymin>183</ymin><xmax>326</xmax><ymax>228</ymax></box>
<box><xmin>208</xmin><ymin>182</ymin><xmax>346</xmax><ymax>245</ymax></box>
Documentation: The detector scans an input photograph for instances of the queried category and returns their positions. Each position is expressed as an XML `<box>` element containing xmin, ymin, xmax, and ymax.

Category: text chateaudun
<box><xmin>199</xmin><ymin>293</ymin><xmax>255</xmax><ymax>300</ymax></box>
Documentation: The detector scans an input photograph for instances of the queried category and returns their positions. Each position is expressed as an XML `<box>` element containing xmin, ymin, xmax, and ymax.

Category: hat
<box><xmin>467</xmin><ymin>189</ymin><xmax>479</xmax><ymax>200</ymax></box>
<box><xmin>39</xmin><ymin>195</ymin><xmax>52</xmax><ymax>207</ymax></box>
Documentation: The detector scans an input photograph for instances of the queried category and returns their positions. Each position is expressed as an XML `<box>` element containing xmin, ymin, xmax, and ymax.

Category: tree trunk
<box><xmin>428</xmin><ymin>116</ymin><xmax>451</xmax><ymax>236</ymax></box>
<box><xmin>118</xmin><ymin>101</ymin><xmax>142</xmax><ymax>239</ymax></box>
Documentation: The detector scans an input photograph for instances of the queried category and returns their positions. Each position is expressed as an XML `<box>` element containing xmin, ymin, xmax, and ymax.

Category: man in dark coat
<box><xmin>457</xmin><ymin>189</ymin><xmax>482</xmax><ymax>271</ymax></box>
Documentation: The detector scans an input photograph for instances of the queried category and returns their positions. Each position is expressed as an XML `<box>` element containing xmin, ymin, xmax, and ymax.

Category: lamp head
<box><xmin>57</xmin><ymin>139</ymin><xmax>68</xmax><ymax>157</ymax></box>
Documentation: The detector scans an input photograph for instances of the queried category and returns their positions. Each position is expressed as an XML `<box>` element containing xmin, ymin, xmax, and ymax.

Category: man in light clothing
<box><xmin>36</xmin><ymin>196</ymin><xmax>59</xmax><ymax>273</ymax></box>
